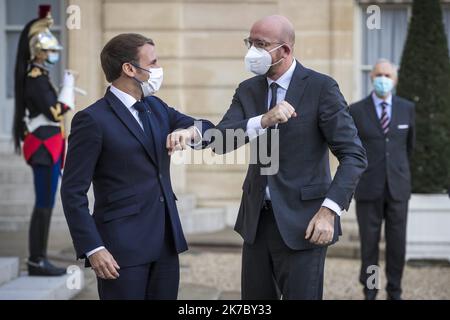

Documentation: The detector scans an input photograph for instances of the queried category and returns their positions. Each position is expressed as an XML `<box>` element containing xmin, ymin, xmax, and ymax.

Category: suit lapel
<box><xmin>387</xmin><ymin>95</ymin><xmax>399</xmax><ymax>137</ymax></box>
<box><xmin>145</xmin><ymin>98</ymin><xmax>163</xmax><ymax>166</ymax></box>
<box><xmin>104</xmin><ymin>89</ymin><xmax>158</xmax><ymax>167</ymax></box>
<box><xmin>249</xmin><ymin>61</ymin><xmax>309</xmax><ymax>117</ymax></box>
<box><xmin>284</xmin><ymin>61</ymin><xmax>309</xmax><ymax>113</ymax></box>
<box><xmin>250</xmin><ymin>76</ymin><xmax>268</xmax><ymax>116</ymax></box>
<box><xmin>366</xmin><ymin>95</ymin><xmax>384</xmax><ymax>135</ymax></box>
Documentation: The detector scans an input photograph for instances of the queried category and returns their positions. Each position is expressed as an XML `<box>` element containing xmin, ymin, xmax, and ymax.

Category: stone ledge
<box><xmin>0</xmin><ymin>272</ymin><xmax>85</xmax><ymax>300</ymax></box>
<box><xmin>0</xmin><ymin>258</ymin><xmax>19</xmax><ymax>287</ymax></box>
<box><xmin>180</xmin><ymin>207</ymin><xmax>226</xmax><ymax>235</ymax></box>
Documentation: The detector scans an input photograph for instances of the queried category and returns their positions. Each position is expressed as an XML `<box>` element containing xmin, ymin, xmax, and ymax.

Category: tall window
<box><xmin>360</xmin><ymin>3</ymin><xmax>450</xmax><ymax>99</ymax></box>
<box><xmin>0</xmin><ymin>0</ymin><xmax>64</xmax><ymax>141</ymax></box>
<box><xmin>360</xmin><ymin>4</ymin><xmax>409</xmax><ymax>98</ymax></box>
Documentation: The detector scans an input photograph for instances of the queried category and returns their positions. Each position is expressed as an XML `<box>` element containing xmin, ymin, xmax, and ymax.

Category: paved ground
<box><xmin>179</xmin><ymin>248</ymin><xmax>450</xmax><ymax>300</ymax></box>
<box><xmin>3</xmin><ymin>227</ymin><xmax>448</xmax><ymax>300</ymax></box>
<box><xmin>73</xmin><ymin>246</ymin><xmax>450</xmax><ymax>300</ymax></box>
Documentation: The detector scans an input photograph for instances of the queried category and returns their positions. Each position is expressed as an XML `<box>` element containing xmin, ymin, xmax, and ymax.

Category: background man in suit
<box><xmin>61</xmin><ymin>33</ymin><xmax>213</xmax><ymax>300</ymax></box>
<box><xmin>214</xmin><ymin>15</ymin><xmax>367</xmax><ymax>299</ymax></box>
<box><xmin>349</xmin><ymin>59</ymin><xmax>415</xmax><ymax>300</ymax></box>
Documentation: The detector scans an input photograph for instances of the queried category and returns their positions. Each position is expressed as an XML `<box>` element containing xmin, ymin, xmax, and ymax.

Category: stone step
<box><xmin>0</xmin><ymin>184</ymin><xmax>36</xmax><ymax>202</ymax></box>
<box><xmin>0</xmin><ymin>168</ymin><xmax>32</xmax><ymax>184</ymax></box>
<box><xmin>0</xmin><ymin>141</ymin><xmax>15</xmax><ymax>154</ymax></box>
<box><xmin>0</xmin><ymin>213</ymin><xmax>68</xmax><ymax>232</ymax></box>
<box><xmin>0</xmin><ymin>193</ymin><xmax>192</xmax><ymax>214</ymax></box>
<box><xmin>0</xmin><ymin>179</ymin><xmax>194</xmax><ymax>209</ymax></box>
<box><xmin>0</xmin><ymin>271</ymin><xmax>85</xmax><ymax>300</ymax></box>
<box><xmin>0</xmin><ymin>198</ymin><xmax>67</xmax><ymax>232</ymax></box>
<box><xmin>0</xmin><ymin>200</ymin><xmax>64</xmax><ymax>215</ymax></box>
<box><xmin>180</xmin><ymin>207</ymin><xmax>226</xmax><ymax>235</ymax></box>
<box><xmin>0</xmin><ymin>193</ymin><xmax>196</xmax><ymax>233</ymax></box>
<box><xmin>0</xmin><ymin>153</ymin><xmax>24</xmax><ymax>164</ymax></box>
<box><xmin>0</xmin><ymin>194</ymin><xmax>193</xmax><ymax>215</ymax></box>
<box><xmin>176</xmin><ymin>194</ymin><xmax>197</xmax><ymax>214</ymax></box>
<box><xmin>0</xmin><ymin>258</ymin><xmax>19</xmax><ymax>287</ymax></box>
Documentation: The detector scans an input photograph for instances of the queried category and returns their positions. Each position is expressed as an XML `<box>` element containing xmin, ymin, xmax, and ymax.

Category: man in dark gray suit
<box><xmin>349</xmin><ymin>59</ymin><xmax>415</xmax><ymax>300</ymax></box>
<box><xmin>213</xmin><ymin>15</ymin><xmax>367</xmax><ymax>299</ymax></box>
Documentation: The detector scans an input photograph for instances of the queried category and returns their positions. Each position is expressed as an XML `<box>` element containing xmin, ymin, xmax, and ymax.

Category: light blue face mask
<box><xmin>46</xmin><ymin>52</ymin><xmax>60</xmax><ymax>65</ymax></box>
<box><xmin>373</xmin><ymin>76</ymin><xmax>394</xmax><ymax>97</ymax></box>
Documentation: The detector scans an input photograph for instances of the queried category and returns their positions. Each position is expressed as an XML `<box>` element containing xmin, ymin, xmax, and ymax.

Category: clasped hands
<box><xmin>88</xmin><ymin>101</ymin><xmax>333</xmax><ymax>280</ymax></box>
<box><xmin>166</xmin><ymin>126</ymin><xmax>199</xmax><ymax>156</ymax></box>
<box><xmin>165</xmin><ymin>100</ymin><xmax>298</xmax><ymax>157</ymax></box>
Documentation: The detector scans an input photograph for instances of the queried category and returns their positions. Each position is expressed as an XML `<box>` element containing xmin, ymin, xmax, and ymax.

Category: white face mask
<box><xmin>132</xmin><ymin>64</ymin><xmax>164</xmax><ymax>97</ymax></box>
<box><xmin>244</xmin><ymin>45</ymin><xmax>284</xmax><ymax>75</ymax></box>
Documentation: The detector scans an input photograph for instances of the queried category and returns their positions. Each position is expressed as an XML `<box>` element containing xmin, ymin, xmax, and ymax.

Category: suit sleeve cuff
<box><xmin>86</xmin><ymin>246</ymin><xmax>105</xmax><ymax>258</ymax></box>
<box><xmin>322</xmin><ymin>198</ymin><xmax>343</xmax><ymax>216</ymax></box>
<box><xmin>246</xmin><ymin>115</ymin><xmax>266</xmax><ymax>141</ymax></box>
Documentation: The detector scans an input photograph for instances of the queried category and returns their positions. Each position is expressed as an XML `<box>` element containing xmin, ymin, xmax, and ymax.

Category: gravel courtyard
<box><xmin>180</xmin><ymin>250</ymin><xmax>450</xmax><ymax>300</ymax></box>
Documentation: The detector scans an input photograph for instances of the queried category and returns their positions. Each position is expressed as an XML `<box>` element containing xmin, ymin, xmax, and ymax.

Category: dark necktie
<box><xmin>266</xmin><ymin>82</ymin><xmax>279</xmax><ymax>157</ymax></box>
<box><xmin>380</xmin><ymin>101</ymin><xmax>390</xmax><ymax>134</ymax></box>
<box><xmin>269</xmin><ymin>82</ymin><xmax>279</xmax><ymax>128</ymax></box>
<box><xmin>133</xmin><ymin>100</ymin><xmax>158</xmax><ymax>158</ymax></box>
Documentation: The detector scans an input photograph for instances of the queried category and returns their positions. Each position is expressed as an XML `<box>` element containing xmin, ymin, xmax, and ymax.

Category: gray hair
<box><xmin>372</xmin><ymin>58</ymin><xmax>398</xmax><ymax>78</ymax></box>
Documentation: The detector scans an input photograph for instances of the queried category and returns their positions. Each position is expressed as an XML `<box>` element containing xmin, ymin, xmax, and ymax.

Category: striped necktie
<box><xmin>380</xmin><ymin>101</ymin><xmax>390</xmax><ymax>134</ymax></box>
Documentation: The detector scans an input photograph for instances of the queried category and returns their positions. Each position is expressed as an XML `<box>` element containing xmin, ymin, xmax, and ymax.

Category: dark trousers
<box><xmin>29</xmin><ymin>159</ymin><xmax>61</xmax><ymax>261</ymax></box>
<box><xmin>242</xmin><ymin>203</ymin><xmax>328</xmax><ymax>300</ymax></box>
<box><xmin>97</xmin><ymin>213</ymin><xmax>180</xmax><ymax>300</ymax></box>
<box><xmin>32</xmin><ymin>159</ymin><xmax>61</xmax><ymax>209</ymax></box>
<box><xmin>356</xmin><ymin>187</ymin><xmax>408</xmax><ymax>299</ymax></box>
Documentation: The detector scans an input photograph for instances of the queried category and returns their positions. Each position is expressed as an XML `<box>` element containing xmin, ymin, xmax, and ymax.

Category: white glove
<box><xmin>58</xmin><ymin>70</ymin><xmax>76</xmax><ymax>110</ymax></box>
<box><xmin>62</xmin><ymin>70</ymin><xmax>75</xmax><ymax>87</ymax></box>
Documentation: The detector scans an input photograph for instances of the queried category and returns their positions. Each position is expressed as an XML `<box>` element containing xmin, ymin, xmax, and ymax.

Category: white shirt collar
<box><xmin>109</xmin><ymin>85</ymin><xmax>138</xmax><ymax>110</ymax></box>
<box><xmin>371</xmin><ymin>91</ymin><xmax>392</xmax><ymax>107</ymax></box>
<box><xmin>267</xmin><ymin>59</ymin><xmax>297</xmax><ymax>90</ymax></box>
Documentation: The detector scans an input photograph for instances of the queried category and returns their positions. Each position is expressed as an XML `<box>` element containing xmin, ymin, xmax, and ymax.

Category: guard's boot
<box><xmin>28</xmin><ymin>207</ymin><xmax>66</xmax><ymax>276</ymax></box>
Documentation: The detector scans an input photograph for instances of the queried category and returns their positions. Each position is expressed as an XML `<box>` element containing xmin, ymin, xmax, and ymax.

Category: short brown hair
<box><xmin>100</xmin><ymin>33</ymin><xmax>154</xmax><ymax>83</ymax></box>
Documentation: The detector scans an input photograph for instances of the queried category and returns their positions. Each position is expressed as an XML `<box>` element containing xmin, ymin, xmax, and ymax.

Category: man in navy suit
<box><xmin>61</xmin><ymin>33</ymin><xmax>213</xmax><ymax>300</ymax></box>
<box><xmin>350</xmin><ymin>59</ymin><xmax>415</xmax><ymax>300</ymax></box>
<box><xmin>214</xmin><ymin>15</ymin><xmax>367</xmax><ymax>299</ymax></box>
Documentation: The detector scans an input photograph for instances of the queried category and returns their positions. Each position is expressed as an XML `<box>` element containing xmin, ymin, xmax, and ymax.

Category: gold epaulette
<box><xmin>50</xmin><ymin>103</ymin><xmax>64</xmax><ymax>121</ymax></box>
<box><xmin>27</xmin><ymin>67</ymin><xmax>42</xmax><ymax>78</ymax></box>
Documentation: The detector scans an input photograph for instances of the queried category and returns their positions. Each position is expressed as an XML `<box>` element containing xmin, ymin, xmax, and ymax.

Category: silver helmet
<box><xmin>28</xmin><ymin>6</ymin><xmax>62</xmax><ymax>60</ymax></box>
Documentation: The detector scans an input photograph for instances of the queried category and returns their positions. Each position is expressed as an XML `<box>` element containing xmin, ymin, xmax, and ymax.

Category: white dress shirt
<box><xmin>110</xmin><ymin>84</ymin><xmax>144</xmax><ymax>128</ymax></box>
<box><xmin>86</xmin><ymin>85</ymin><xmax>201</xmax><ymax>258</ymax></box>
<box><xmin>109</xmin><ymin>85</ymin><xmax>203</xmax><ymax>141</ymax></box>
<box><xmin>371</xmin><ymin>91</ymin><xmax>393</xmax><ymax>120</ymax></box>
<box><xmin>245</xmin><ymin>60</ymin><xmax>343</xmax><ymax>216</ymax></box>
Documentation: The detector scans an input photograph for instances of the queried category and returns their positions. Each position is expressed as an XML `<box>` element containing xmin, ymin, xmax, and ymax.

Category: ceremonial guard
<box><xmin>13</xmin><ymin>5</ymin><xmax>77</xmax><ymax>276</ymax></box>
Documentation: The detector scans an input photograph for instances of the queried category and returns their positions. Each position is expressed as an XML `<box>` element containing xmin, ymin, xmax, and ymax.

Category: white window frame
<box><xmin>354</xmin><ymin>2</ymin><xmax>412</xmax><ymax>102</ymax></box>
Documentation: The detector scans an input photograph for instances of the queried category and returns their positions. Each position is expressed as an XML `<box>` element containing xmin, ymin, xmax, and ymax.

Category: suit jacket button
<box><xmin>159</xmin><ymin>173</ymin><xmax>163</xmax><ymax>179</ymax></box>
<box><xmin>159</xmin><ymin>196</ymin><xmax>165</xmax><ymax>202</ymax></box>
<box><xmin>386</xmin><ymin>138</ymin><xmax>389</xmax><ymax>142</ymax></box>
